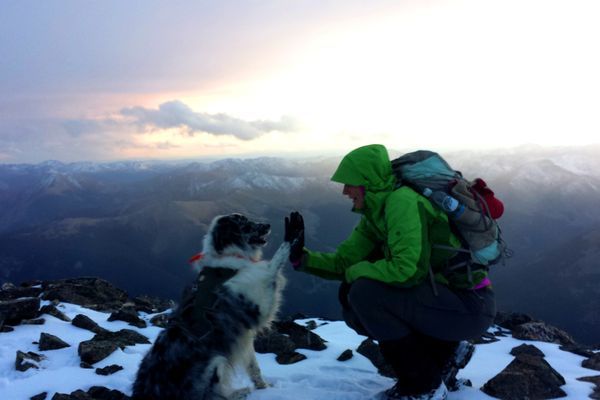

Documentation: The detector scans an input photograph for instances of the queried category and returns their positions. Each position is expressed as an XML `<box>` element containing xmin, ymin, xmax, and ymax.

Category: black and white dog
<box><xmin>132</xmin><ymin>213</ymin><xmax>289</xmax><ymax>400</ymax></box>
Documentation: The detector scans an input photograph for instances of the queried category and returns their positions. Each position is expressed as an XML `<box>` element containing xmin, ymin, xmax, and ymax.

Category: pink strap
<box><xmin>473</xmin><ymin>277</ymin><xmax>491</xmax><ymax>290</ymax></box>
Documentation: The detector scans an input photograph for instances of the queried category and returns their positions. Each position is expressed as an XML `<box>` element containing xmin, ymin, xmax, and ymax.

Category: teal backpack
<box><xmin>391</xmin><ymin>150</ymin><xmax>509</xmax><ymax>270</ymax></box>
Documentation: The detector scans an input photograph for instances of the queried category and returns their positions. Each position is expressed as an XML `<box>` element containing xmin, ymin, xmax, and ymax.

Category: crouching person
<box><xmin>284</xmin><ymin>145</ymin><xmax>496</xmax><ymax>400</ymax></box>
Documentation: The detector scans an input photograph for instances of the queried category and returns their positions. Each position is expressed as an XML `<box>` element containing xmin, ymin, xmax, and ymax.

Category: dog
<box><xmin>132</xmin><ymin>213</ymin><xmax>289</xmax><ymax>400</ymax></box>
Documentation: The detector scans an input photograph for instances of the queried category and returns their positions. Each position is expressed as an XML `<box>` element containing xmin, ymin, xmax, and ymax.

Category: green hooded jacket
<box><xmin>301</xmin><ymin>144</ymin><xmax>472</xmax><ymax>287</ymax></box>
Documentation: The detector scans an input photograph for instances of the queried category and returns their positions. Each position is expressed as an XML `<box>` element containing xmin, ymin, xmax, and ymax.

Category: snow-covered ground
<box><xmin>0</xmin><ymin>301</ymin><xmax>596</xmax><ymax>399</ymax></box>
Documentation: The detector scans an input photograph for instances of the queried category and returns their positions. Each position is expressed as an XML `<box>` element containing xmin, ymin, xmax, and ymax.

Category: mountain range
<box><xmin>1</xmin><ymin>145</ymin><xmax>599</xmax><ymax>344</ymax></box>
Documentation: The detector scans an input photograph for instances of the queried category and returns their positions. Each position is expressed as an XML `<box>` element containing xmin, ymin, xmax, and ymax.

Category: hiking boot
<box><xmin>381</xmin><ymin>381</ymin><xmax>448</xmax><ymax>400</ymax></box>
<box><xmin>441</xmin><ymin>340</ymin><xmax>475</xmax><ymax>391</ymax></box>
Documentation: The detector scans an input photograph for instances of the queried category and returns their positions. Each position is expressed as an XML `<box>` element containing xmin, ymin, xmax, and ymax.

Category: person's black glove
<box><xmin>284</xmin><ymin>211</ymin><xmax>305</xmax><ymax>267</ymax></box>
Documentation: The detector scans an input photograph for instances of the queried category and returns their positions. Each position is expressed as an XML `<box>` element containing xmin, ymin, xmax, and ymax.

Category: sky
<box><xmin>0</xmin><ymin>301</ymin><xmax>595</xmax><ymax>399</ymax></box>
<box><xmin>1</xmin><ymin>0</ymin><xmax>599</xmax><ymax>163</ymax></box>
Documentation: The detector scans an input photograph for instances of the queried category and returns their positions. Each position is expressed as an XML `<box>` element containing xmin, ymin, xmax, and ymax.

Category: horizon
<box><xmin>1</xmin><ymin>142</ymin><xmax>600</xmax><ymax>166</ymax></box>
<box><xmin>1</xmin><ymin>1</ymin><xmax>600</xmax><ymax>163</ymax></box>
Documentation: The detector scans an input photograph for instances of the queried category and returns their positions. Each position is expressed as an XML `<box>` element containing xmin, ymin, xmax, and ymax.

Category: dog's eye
<box><xmin>241</xmin><ymin>225</ymin><xmax>253</xmax><ymax>233</ymax></box>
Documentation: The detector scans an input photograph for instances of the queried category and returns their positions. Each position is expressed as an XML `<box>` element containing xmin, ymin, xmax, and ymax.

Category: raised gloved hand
<box><xmin>284</xmin><ymin>211</ymin><xmax>305</xmax><ymax>267</ymax></box>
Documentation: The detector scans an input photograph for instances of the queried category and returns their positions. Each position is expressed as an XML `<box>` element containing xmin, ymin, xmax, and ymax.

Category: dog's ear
<box><xmin>212</xmin><ymin>216</ymin><xmax>245</xmax><ymax>254</ymax></box>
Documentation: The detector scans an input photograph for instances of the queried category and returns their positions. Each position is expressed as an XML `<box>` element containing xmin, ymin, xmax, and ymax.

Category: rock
<box><xmin>22</xmin><ymin>318</ymin><xmax>46</xmax><ymax>325</ymax></box>
<box><xmin>95</xmin><ymin>364</ymin><xmax>124</xmax><ymax>376</ymax></box>
<box><xmin>39</xmin><ymin>332</ymin><xmax>71</xmax><ymax>351</ymax></box>
<box><xmin>482</xmin><ymin>353</ymin><xmax>567</xmax><ymax>399</ymax></box>
<box><xmin>510</xmin><ymin>344</ymin><xmax>545</xmax><ymax>358</ymax></box>
<box><xmin>30</xmin><ymin>392</ymin><xmax>48</xmax><ymax>400</ymax></box>
<box><xmin>583</xmin><ymin>353</ymin><xmax>600</xmax><ymax>371</ymax></box>
<box><xmin>87</xmin><ymin>386</ymin><xmax>130</xmax><ymax>400</ymax></box>
<box><xmin>273</xmin><ymin>320</ymin><xmax>327</xmax><ymax>351</ymax></box>
<box><xmin>78</xmin><ymin>340</ymin><xmax>119</xmax><ymax>365</ymax></box>
<box><xmin>80</xmin><ymin>362</ymin><xmax>94</xmax><ymax>369</ymax></box>
<box><xmin>51</xmin><ymin>390</ymin><xmax>92</xmax><ymax>400</ymax></box>
<box><xmin>72</xmin><ymin>314</ymin><xmax>108</xmax><ymax>334</ymax></box>
<box><xmin>132</xmin><ymin>295</ymin><xmax>174</xmax><ymax>314</ymax></box>
<box><xmin>494</xmin><ymin>311</ymin><xmax>537</xmax><ymax>331</ymax></box>
<box><xmin>16</xmin><ymin>350</ymin><xmax>46</xmax><ymax>372</ymax></box>
<box><xmin>0</xmin><ymin>284</ymin><xmax>43</xmax><ymax>301</ymax></box>
<box><xmin>1</xmin><ymin>326</ymin><xmax>14</xmax><ymax>333</ymax></box>
<box><xmin>577</xmin><ymin>376</ymin><xmax>600</xmax><ymax>400</ymax></box>
<box><xmin>254</xmin><ymin>331</ymin><xmax>296</xmax><ymax>355</ymax></box>
<box><xmin>356</xmin><ymin>339</ymin><xmax>395</xmax><ymax>378</ymax></box>
<box><xmin>78</xmin><ymin>329</ymin><xmax>150</xmax><ymax>364</ymax></box>
<box><xmin>276</xmin><ymin>351</ymin><xmax>307</xmax><ymax>364</ymax></box>
<box><xmin>42</xmin><ymin>278</ymin><xmax>128</xmax><ymax>312</ymax></box>
<box><xmin>0</xmin><ymin>297</ymin><xmax>41</xmax><ymax>325</ymax></box>
<box><xmin>39</xmin><ymin>304</ymin><xmax>71</xmax><ymax>322</ymax></box>
<box><xmin>337</xmin><ymin>349</ymin><xmax>353</xmax><ymax>361</ymax></box>
<box><xmin>560</xmin><ymin>343</ymin><xmax>595</xmax><ymax>358</ymax></box>
<box><xmin>472</xmin><ymin>332</ymin><xmax>500</xmax><ymax>345</ymax></box>
<box><xmin>149</xmin><ymin>313</ymin><xmax>169</xmax><ymax>328</ymax></box>
<box><xmin>305</xmin><ymin>320</ymin><xmax>318</xmax><ymax>330</ymax></box>
<box><xmin>107</xmin><ymin>307</ymin><xmax>146</xmax><ymax>328</ymax></box>
<box><xmin>512</xmin><ymin>322</ymin><xmax>576</xmax><ymax>345</ymax></box>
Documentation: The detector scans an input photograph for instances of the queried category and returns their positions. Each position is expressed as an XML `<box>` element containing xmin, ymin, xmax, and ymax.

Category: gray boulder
<box><xmin>482</xmin><ymin>353</ymin><xmax>567</xmax><ymax>399</ymax></box>
<box><xmin>510</xmin><ymin>344</ymin><xmax>545</xmax><ymax>358</ymax></box>
<box><xmin>16</xmin><ymin>350</ymin><xmax>46</xmax><ymax>372</ymax></box>
<box><xmin>72</xmin><ymin>314</ymin><xmax>109</xmax><ymax>334</ymax></box>
<box><xmin>512</xmin><ymin>322</ymin><xmax>575</xmax><ymax>345</ymax></box>
<box><xmin>107</xmin><ymin>307</ymin><xmax>146</xmax><ymax>328</ymax></box>
<box><xmin>78</xmin><ymin>329</ymin><xmax>150</xmax><ymax>364</ymax></box>
<box><xmin>39</xmin><ymin>332</ymin><xmax>70</xmax><ymax>351</ymax></box>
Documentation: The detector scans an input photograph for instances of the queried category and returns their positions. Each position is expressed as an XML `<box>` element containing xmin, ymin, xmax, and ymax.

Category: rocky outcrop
<box><xmin>495</xmin><ymin>312</ymin><xmax>537</xmax><ymax>331</ymax></box>
<box><xmin>42</xmin><ymin>278</ymin><xmax>128</xmax><ymax>312</ymax></box>
<box><xmin>273</xmin><ymin>320</ymin><xmax>327</xmax><ymax>351</ymax></box>
<box><xmin>72</xmin><ymin>314</ymin><xmax>108</xmax><ymax>334</ymax></box>
<box><xmin>51</xmin><ymin>386</ymin><xmax>130</xmax><ymax>400</ymax></box>
<box><xmin>255</xmin><ymin>324</ymin><xmax>317</xmax><ymax>365</ymax></box>
<box><xmin>0</xmin><ymin>297</ymin><xmax>41</xmax><ymax>325</ymax></box>
<box><xmin>583</xmin><ymin>353</ymin><xmax>600</xmax><ymax>371</ymax></box>
<box><xmin>510</xmin><ymin>344</ymin><xmax>545</xmax><ymax>358</ymax></box>
<box><xmin>39</xmin><ymin>304</ymin><xmax>71</xmax><ymax>322</ymax></box>
<box><xmin>0</xmin><ymin>282</ymin><xmax>43</xmax><ymax>301</ymax></box>
<box><xmin>149</xmin><ymin>313</ymin><xmax>169</xmax><ymax>328</ymax></box>
<box><xmin>78</xmin><ymin>329</ymin><xmax>150</xmax><ymax>364</ymax></box>
<box><xmin>482</xmin><ymin>353</ymin><xmax>567</xmax><ymax>399</ymax></box>
<box><xmin>512</xmin><ymin>322</ymin><xmax>576</xmax><ymax>346</ymax></box>
<box><xmin>131</xmin><ymin>295</ymin><xmax>174</xmax><ymax>314</ymax></box>
<box><xmin>95</xmin><ymin>364</ymin><xmax>124</xmax><ymax>376</ymax></box>
<box><xmin>107</xmin><ymin>307</ymin><xmax>146</xmax><ymax>328</ymax></box>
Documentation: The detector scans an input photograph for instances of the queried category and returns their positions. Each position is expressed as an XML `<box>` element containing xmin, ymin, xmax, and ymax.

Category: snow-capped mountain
<box><xmin>1</xmin><ymin>146</ymin><xmax>600</xmax><ymax>345</ymax></box>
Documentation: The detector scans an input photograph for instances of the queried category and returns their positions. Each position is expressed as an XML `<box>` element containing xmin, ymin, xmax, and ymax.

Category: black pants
<box><xmin>340</xmin><ymin>278</ymin><xmax>495</xmax><ymax>394</ymax></box>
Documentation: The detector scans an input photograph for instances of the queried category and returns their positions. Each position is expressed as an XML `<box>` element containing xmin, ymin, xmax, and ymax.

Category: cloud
<box><xmin>121</xmin><ymin>100</ymin><xmax>299</xmax><ymax>140</ymax></box>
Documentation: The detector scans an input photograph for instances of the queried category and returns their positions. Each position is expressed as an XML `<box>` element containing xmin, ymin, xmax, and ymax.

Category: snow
<box><xmin>0</xmin><ymin>302</ymin><xmax>596</xmax><ymax>400</ymax></box>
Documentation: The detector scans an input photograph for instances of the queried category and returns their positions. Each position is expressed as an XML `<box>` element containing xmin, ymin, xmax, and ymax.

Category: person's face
<box><xmin>342</xmin><ymin>184</ymin><xmax>365</xmax><ymax>209</ymax></box>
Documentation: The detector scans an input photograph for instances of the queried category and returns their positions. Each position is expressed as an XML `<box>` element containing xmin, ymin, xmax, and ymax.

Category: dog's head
<box><xmin>202</xmin><ymin>213</ymin><xmax>270</xmax><ymax>260</ymax></box>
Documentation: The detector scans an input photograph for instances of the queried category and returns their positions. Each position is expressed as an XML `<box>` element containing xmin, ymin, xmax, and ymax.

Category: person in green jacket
<box><xmin>284</xmin><ymin>144</ymin><xmax>496</xmax><ymax>400</ymax></box>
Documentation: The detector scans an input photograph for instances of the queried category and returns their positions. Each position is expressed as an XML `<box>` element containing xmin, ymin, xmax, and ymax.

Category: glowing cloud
<box><xmin>121</xmin><ymin>100</ymin><xmax>299</xmax><ymax>140</ymax></box>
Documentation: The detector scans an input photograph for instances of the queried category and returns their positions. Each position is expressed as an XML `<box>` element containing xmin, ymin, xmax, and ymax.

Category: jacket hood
<box><xmin>331</xmin><ymin>144</ymin><xmax>396</xmax><ymax>192</ymax></box>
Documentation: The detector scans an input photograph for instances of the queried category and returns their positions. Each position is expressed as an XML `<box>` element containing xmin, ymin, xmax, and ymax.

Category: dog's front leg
<box><xmin>268</xmin><ymin>242</ymin><xmax>290</xmax><ymax>272</ymax></box>
<box><xmin>247</xmin><ymin>351</ymin><xmax>268</xmax><ymax>389</ymax></box>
